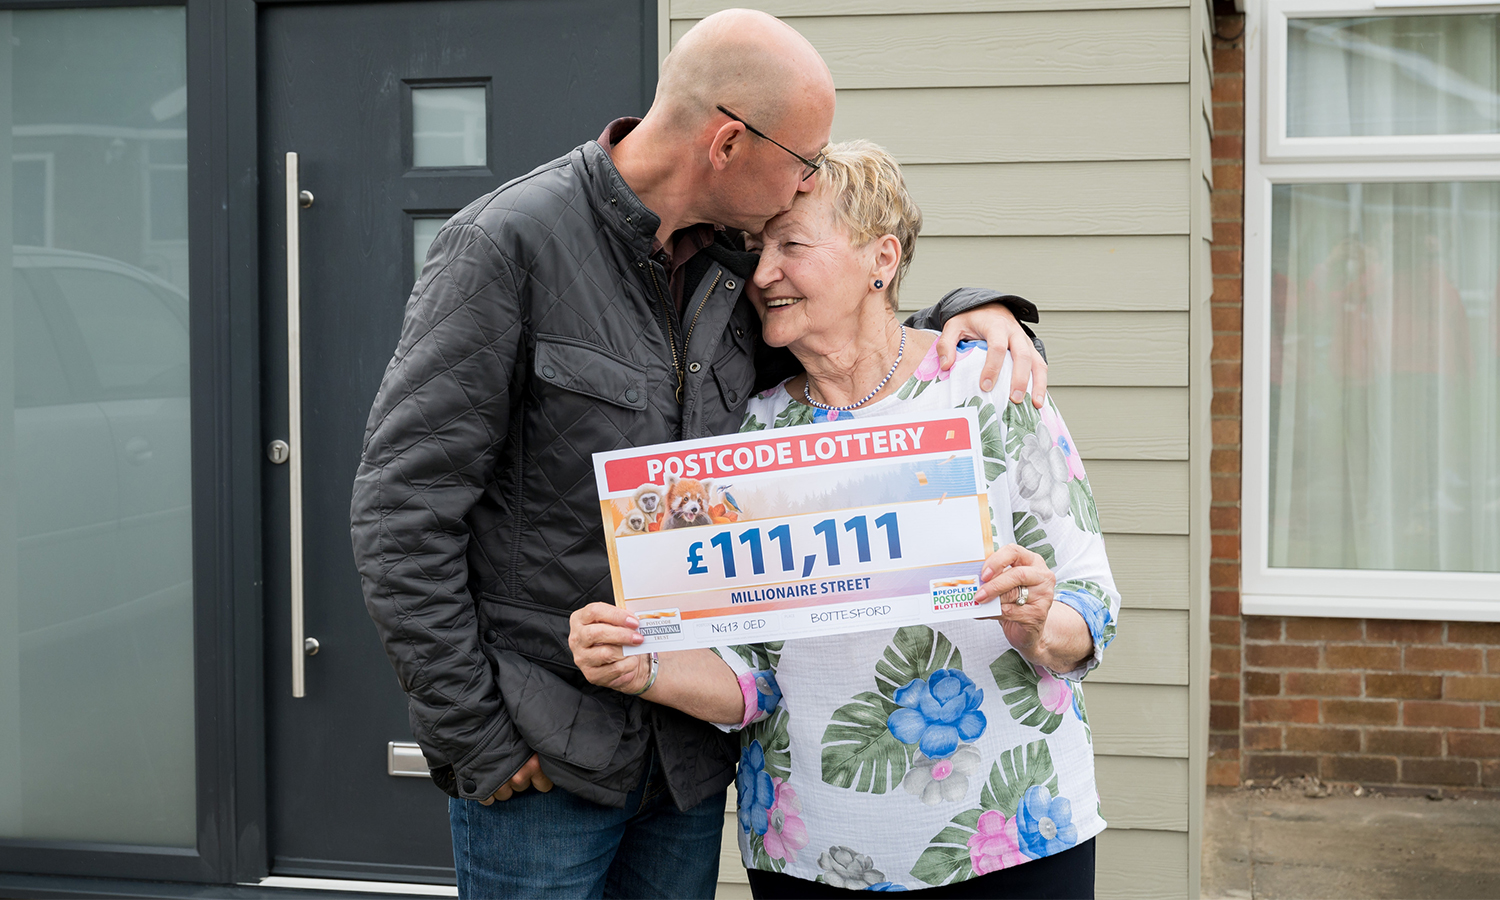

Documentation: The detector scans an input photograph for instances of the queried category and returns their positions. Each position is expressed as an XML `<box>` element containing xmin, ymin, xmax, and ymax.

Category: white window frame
<box><xmin>1242</xmin><ymin>0</ymin><xmax>1500</xmax><ymax>621</ymax></box>
<box><xmin>1264</xmin><ymin>0</ymin><xmax>1500</xmax><ymax>160</ymax></box>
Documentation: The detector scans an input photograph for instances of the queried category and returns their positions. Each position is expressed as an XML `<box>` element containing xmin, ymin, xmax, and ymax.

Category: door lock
<box><xmin>267</xmin><ymin>439</ymin><xmax>290</xmax><ymax>464</ymax></box>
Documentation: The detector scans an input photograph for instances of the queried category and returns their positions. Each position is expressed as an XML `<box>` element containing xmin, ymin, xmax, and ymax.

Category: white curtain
<box><xmin>1287</xmin><ymin>14</ymin><xmax>1499</xmax><ymax>137</ymax></box>
<box><xmin>1269</xmin><ymin>181</ymin><xmax>1500</xmax><ymax>573</ymax></box>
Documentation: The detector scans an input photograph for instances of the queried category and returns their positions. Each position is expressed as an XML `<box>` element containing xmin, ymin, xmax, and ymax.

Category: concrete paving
<box><xmin>1203</xmin><ymin>782</ymin><xmax>1500</xmax><ymax>899</ymax></box>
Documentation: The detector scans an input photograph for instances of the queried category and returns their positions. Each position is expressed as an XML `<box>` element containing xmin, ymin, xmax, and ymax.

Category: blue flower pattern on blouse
<box><xmin>886</xmin><ymin>668</ymin><xmax>987</xmax><ymax>760</ymax></box>
<box><xmin>1017</xmin><ymin>785</ymin><xmax>1077</xmax><ymax>858</ymax></box>
<box><xmin>737</xmin><ymin>741</ymin><xmax>775</xmax><ymax>836</ymax></box>
<box><xmin>754</xmin><ymin>669</ymin><xmax>783</xmax><ymax>714</ymax></box>
<box><xmin>1055</xmin><ymin>588</ymin><xmax>1112</xmax><ymax>649</ymax></box>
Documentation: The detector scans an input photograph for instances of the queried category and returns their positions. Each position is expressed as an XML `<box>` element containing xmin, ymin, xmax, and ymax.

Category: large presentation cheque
<box><xmin>593</xmin><ymin>409</ymin><xmax>997</xmax><ymax>655</ymax></box>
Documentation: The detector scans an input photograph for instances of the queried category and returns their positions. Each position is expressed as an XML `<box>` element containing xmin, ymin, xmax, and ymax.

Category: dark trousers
<box><xmin>746</xmin><ymin>838</ymin><xmax>1095</xmax><ymax>899</ymax></box>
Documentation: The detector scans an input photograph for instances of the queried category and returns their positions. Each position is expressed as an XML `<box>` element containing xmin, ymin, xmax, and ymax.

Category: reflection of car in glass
<box><xmin>11</xmin><ymin>247</ymin><xmax>195</xmax><ymax>844</ymax></box>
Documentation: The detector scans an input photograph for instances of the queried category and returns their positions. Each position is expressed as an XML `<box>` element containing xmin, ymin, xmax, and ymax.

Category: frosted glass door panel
<box><xmin>1</xmin><ymin>7</ymin><xmax>195</xmax><ymax>847</ymax></box>
<box><xmin>413</xmin><ymin>217</ymin><xmax>444</xmax><ymax>281</ymax></box>
<box><xmin>411</xmin><ymin>86</ymin><xmax>486</xmax><ymax>167</ymax></box>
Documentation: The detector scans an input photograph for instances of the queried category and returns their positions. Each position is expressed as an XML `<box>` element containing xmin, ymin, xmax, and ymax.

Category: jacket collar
<box><xmin>577</xmin><ymin>139</ymin><xmax>663</xmax><ymax>258</ymax></box>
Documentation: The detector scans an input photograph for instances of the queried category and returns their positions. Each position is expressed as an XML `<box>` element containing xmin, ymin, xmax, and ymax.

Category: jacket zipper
<box><xmin>646</xmin><ymin>263</ymin><xmax>686</xmax><ymax>403</ymax></box>
<box><xmin>682</xmin><ymin>270</ymin><xmax>722</xmax><ymax>359</ymax></box>
<box><xmin>647</xmin><ymin>263</ymin><xmax>723</xmax><ymax>406</ymax></box>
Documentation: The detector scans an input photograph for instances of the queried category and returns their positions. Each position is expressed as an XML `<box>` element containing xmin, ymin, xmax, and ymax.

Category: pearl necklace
<box><xmin>802</xmin><ymin>325</ymin><xmax>906</xmax><ymax>412</ymax></box>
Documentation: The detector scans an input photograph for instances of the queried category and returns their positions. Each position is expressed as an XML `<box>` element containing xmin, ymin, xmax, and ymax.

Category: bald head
<box><xmin>612</xmin><ymin>10</ymin><xmax>837</xmax><ymax>235</ymax></box>
<box><xmin>653</xmin><ymin>9</ymin><xmax>834</xmax><ymax>132</ymax></box>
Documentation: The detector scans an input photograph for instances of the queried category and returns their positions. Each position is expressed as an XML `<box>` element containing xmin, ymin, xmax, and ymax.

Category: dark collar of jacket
<box><xmin>575</xmin><ymin>139</ymin><xmax>668</xmax><ymax>260</ymax></box>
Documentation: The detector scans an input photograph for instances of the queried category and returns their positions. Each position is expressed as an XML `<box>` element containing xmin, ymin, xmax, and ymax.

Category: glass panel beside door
<box><xmin>1</xmin><ymin>6</ymin><xmax>194</xmax><ymax>847</ymax></box>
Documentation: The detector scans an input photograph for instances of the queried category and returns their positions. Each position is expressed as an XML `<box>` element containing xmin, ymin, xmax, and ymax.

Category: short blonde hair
<box><xmin>814</xmin><ymin>140</ymin><xmax>923</xmax><ymax>310</ymax></box>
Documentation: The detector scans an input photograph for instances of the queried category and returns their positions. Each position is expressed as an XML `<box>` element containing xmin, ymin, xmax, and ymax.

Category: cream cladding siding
<box><xmin>663</xmin><ymin>3</ymin><xmax>1213</xmax><ymax>897</ymax></box>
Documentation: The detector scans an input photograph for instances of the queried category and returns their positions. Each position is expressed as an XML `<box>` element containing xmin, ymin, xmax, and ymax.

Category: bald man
<box><xmin>352</xmin><ymin>9</ymin><xmax>1045</xmax><ymax>898</ymax></box>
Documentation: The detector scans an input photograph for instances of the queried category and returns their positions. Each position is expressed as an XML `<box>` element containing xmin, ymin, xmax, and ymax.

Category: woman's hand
<box><xmin>935</xmin><ymin>304</ymin><xmax>1047</xmax><ymax>408</ymax></box>
<box><xmin>974</xmin><ymin>544</ymin><xmax>1056</xmax><ymax>655</ymax></box>
<box><xmin>570</xmin><ymin>605</ymin><xmax>748</xmax><ymax>724</ymax></box>
<box><xmin>974</xmin><ymin>544</ymin><xmax>1092</xmax><ymax>673</ymax></box>
<box><xmin>569</xmin><ymin>602</ymin><xmax>651</xmax><ymax>694</ymax></box>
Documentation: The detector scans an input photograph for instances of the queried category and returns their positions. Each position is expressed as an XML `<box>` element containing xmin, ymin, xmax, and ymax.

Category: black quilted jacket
<box><xmin>350</xmin><ymin>138</ymin><xmax>1038</xmax><ymax>811</ymax></box>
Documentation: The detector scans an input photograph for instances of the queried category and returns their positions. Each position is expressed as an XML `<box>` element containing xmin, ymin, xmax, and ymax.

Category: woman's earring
<box><xmin>874</xmin><ymin>279</ymin><xmax>884</xmax><ymax>290</ymax></box>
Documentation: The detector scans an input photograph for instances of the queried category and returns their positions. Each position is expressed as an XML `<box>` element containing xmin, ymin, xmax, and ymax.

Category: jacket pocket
<box><xmin>492</xmin><ymin>651</ymin><xmax>630</xmax><ymax>773</ymax></box>
<box><xmin>481</xmin><ymin>592</ymin><xmax>574</xmax><ymax>673</ymax></box>
<box><xmin>482</xmin><ymin>594</ymin><xmax>635</xmax><ymax>774</ymax></box>
<box><xmin>534</xmin><ymin>335</ymin><xmax>647</xmax><ymax>410</ymax></box>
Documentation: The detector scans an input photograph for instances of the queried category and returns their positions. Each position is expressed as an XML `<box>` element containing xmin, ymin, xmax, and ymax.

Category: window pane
<box><xmin>50</xmin><ymin>267</ymin><xmax>189</xmax><ymax>396</ymax></box>
<box><xmin>1</xmin><ymin>7</ymin><xmax>195</xmax><ymax>846</ymax></box>
<box><xmin>148</xmin><ymin>167</ymin><xmax>189</xmax><ymax>241</ymax></box>
<box><xmin>1269</xmin><ymin>182</ymin><xmax>1500</xmax><ymax>573</ymax></box>
<box><xmin>1287</xmin><ymin>15</ymin><xmax>1500</xmax><ymax>137</ymax></box>
<box><xmin>413</xmin><ymin>217</ymin><xmax>445</xmax><ymax>282</ymax></box>
<box><xmin>11</xmin><ymin>158</ymin><xmax>50</xmax><ymax>246</ymax></box>
<box><xmin>411</xmin><ymin>86</ymin><xmax>486</xmax><ymax>167</ymax></box>
<box><xmin>11</xmin><ymin>272</ymin><xmax>70</xmax><ymax>408</ymax></box>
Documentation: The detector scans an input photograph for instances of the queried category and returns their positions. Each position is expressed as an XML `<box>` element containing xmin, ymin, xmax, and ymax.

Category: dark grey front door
<box><xmin>258</xmin><ymin>0</ymin><xmax>655</xmax><ymax>882</ymax></box>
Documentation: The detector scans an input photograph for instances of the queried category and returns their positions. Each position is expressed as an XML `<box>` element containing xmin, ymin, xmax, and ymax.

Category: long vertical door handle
<box><xmin>285</xmin><ymin>151</ymin><xmax>314</xmax><ymax>698</ymax></box>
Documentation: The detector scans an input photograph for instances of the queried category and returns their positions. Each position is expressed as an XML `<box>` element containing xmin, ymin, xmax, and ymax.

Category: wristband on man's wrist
<box><xmin>630</xmin><ymin>651</ymin><xmax>660</xmax><ymax>696</ymax></box>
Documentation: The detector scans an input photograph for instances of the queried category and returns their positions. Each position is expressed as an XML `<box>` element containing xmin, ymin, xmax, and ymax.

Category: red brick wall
<box><xmin>1242</xmin><ymin>619</ymin><xmax>1500</xmax><ymax>791</ymax></box>
<box><xmin>1208</xmin><ymin>9</ymin><xmax>1247</xmax><ymax>789</ymax></box>
<box><xmin>1206</xmin><ymin>7</ymin><xmax>1500</xmax><ymax>796</ymax></box>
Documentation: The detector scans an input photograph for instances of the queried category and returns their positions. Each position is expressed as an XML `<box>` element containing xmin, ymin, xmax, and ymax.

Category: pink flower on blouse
<box><xmin>763</xmin><ymin>779</ymin><xmax>809</xmax><ymax>863</ymax></box>
<box><xmin>1040</xmin><ymin>404</ymin><xmax>1086</xmax><ymax>481</ymax></box>
<box><xmin>968</xmin><ymin>809</ymin><xmax>1025</xmax><ymax>874</ymax></box>
<box><xmin>736</xmin><ymin>672</ymin><xmax>763</xmax><ymax>728</ymax></box>
<box><xmin>912</xmin><ymin>341</ymin><xmax>980</xmax><ymax>385</ymax></box>
<box><xmin>1036</xmin><ymin>666</ymin><xmax>1074</xmax><ymax>714</ymax></box>
<box><xmin>913</xmin><ymin>345</ymin><xmax>946</xmax><ymax>383</ymax></box>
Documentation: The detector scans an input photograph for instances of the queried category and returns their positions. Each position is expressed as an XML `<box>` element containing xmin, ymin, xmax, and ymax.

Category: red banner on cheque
<box><xmin>601</xmin><ymin>415</ymin><xmax>974</xmax><ymax>493</ymax></box>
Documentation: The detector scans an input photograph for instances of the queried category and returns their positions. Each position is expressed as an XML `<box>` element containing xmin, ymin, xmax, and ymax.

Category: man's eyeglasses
<box><xmin>716</xmin><ymin>105</ymin><xmax>824</xmax><ymax>182</ymax></box>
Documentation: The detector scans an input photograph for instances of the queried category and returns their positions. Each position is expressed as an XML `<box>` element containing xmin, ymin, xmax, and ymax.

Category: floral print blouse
<box><xmin>715</xmin><ymin>336</ymin><xmax>1120</xmax><ymax>890</ymax></box>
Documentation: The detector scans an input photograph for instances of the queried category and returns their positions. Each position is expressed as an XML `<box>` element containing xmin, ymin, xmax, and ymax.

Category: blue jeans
<box><xmin>449</xmin><ymin>749</ymin><xmax>727</xmax><ymax>899</ymax></box>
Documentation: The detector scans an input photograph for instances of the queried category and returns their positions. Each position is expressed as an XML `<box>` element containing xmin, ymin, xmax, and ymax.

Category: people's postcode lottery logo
<box><xmin>930</xmin><ymin>576</ymin><xmax>979</xmax><ymax>611</ymax></box>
